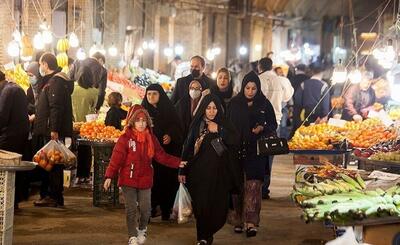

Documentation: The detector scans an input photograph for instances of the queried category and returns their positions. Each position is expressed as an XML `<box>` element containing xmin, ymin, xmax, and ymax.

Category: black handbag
<box><xmin>257</xmin><ymin>136</ymin><xmax>289</xmax><ymax>156</ymax></box>
<box><xmin>211</xmin><ymin>137</ymin><xmax>228</xmax><ymax>157</ymax></box>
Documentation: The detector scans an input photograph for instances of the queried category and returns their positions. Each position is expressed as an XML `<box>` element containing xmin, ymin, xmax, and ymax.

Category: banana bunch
<box><xmin>292</xmin><ymin>173</ymin><xmax>366</xmax><ymax>200</ymax></box>
<box><xmin>301</xmin><ymin>184</ymin><xmax>400</xmax><ymax>223</ymax></box>
<box><xmin>57</xmin><ymin>38</ymin><xmax>70</xmax><ymax>52</ymax></box>
<box><xmin>5</xmin><ymin>64</ymin><xmax>30</xmax><ymax>91</ymax></box>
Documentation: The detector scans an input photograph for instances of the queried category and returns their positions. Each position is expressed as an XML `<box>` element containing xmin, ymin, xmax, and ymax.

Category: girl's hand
<box><xmin>178</xmin><ymin>175</ymin><xmax>186</xmax><ymax>184</ymax></box>
<box><xmin>103</xmin><ymin>178</ymin><xmax>112</xmax><ymax>191</ymax></box>
<box><xmin>252</xmin><ymin>125</ymin><xmax>264</xmax><ymax>135</ymax></box>
<box><xmin>163</xmin><ymin>134</ymin><xmax>171</xmax><ymax>145</ymax></box>
<box><xmin>207</xmin><ymin>121</ymin><xmax>218</xmax><ymax>133</ymax></box>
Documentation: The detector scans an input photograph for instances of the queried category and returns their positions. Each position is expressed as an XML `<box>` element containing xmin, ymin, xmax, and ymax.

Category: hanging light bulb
<box><xmin>142</xmin><ymin>41</ymin><xmax>149</xmax><ymax>50</ymax></box>
<box><xmin>89</xmin><ymin>43</ymin><xmax>98</xmax><ymax>56</ymax></box>
<box><xmin>348</xmin><ymin>69</ymin><xmax>362</xmax><ymax>84</ymax></box>
<box><xmin>137</xmin><ymin>47</ymin><xmax>144</xmax><ymax>56</ymax></box>
<box><xmin>212</xmin><ymin>47</ymin><xmax>221</xmax><ymax>56</ymax></box>
<box><xmin>148</xmin><ymin>40</ymin><xmax>156</xmax><ymax>50</ymax></box>
<box><xmin>69</xmin><ymin>32</ymin><xmax>79</xmax><ymax>48</ymax></box>
<box><xmin>163</xmin><ymin>47</ymin><xmax>173</xmax><ymax>57</ymax></box>
<box><xmin>108</xmin><ymin>43</ymin><xmax>118</xmax><ymax>57</ymax></box>
<box><xmin>255</xmin><ymin>44</ymin><xmax>262</xmax><ymax>52</ymax></box>
<box><xmin>211</xmin><ymin>72</ymin><xmax>217</xmax><ymax>79</ymax></box>
<box><xmin>76</xmin><ymin>48</ymin><xmax>87</xmax><ymax>60</ymax></box>
<box><xmin>33</xmin><ymin>32</ymin><xmax>45</xmax><ymax>50</ymax></box>
<box><xmin>206</xmin><ymin>49</ymin><xmax>215</xmax><ymax>61</ymax></box>
<box><xmin>7</xmin><ymin>40</ymin><xmax>20</xmax><ymax>57</ymax></box>
<box><xmin>12</xmin><ymin>29</ymin><xmax>22</xmax><ymax>43</ymax></box>
<box><xmin>331</xmin><ymin>59</ymin><xmax>347</xmax><ymax>84</ymax></box>
<box><xmin>42</xmin><ymin>30</ymin><xmax>53</xmax><ymax>44</ymax></box>
<box><xmin>174</xmin><ymin>45</ymin><xmax>184</xmax><ymax>55</ymax></box>
<box><xmin>239</xmin><ymin>46</ymin><xmax>248</xmax><ymax>55</ymax></box>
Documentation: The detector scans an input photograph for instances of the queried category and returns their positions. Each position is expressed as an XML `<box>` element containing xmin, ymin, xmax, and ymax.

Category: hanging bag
<box><xmin>172</xmin><ymin>183</ymin><xmax>193</xmax><ymax>224</ymax></box>
<box><xmin>257</xmin><ymin>135</ymin><xmax>289</xmax><ymax>156</ymax></box>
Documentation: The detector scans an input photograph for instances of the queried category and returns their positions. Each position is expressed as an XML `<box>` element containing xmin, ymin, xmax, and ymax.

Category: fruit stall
<box><xmin>292</xmin><ymin>162</ymin><xmax>400</xmax><ymax>243</ymax></box>
<box><xmin>75</xmin><ymin>122</ymin><xmax>123</xmax><ymax>207</ymax></box>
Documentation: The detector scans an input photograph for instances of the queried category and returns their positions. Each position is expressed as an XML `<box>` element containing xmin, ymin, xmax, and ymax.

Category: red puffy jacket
<box><xmin>105</xmin><ymin>128</ymin><xmax>180</xmax><ymax>189</ymax></box>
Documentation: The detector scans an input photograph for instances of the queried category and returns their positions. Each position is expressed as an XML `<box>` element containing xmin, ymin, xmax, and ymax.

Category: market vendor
<box><xmin>342</xmin><ymin>73</ymin><xmax>376</xmax><ymax>121</ymax></box>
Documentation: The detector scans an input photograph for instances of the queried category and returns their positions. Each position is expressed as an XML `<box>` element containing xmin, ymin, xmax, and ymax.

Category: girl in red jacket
<box><xmin>104</xmin><ymin>105</ymin><xmax>181</xmax><ymax>245</ymax></box>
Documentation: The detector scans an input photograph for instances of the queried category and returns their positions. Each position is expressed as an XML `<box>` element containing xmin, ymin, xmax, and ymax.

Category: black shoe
<box><xmin>262</xmin><ymin>193</ymin><xmax>270</xmax><ymax>200</ymax></box>
<box><xmin>33</xmin><ymin>197</ymin><xmax>58</xmax><ymax>207</ymax></box>
<box><xmin>196</xmin><ymin>240</ymin><xmax>207</xmax><ymax>245</ymax></box>
<box><xmin>234</xmin><ymin>226</ymin><xmax>244</xmax><ymax>233</ymax></box>
<box><xmin>246</xmin><ymin>227</ymin><xmax>257</xmax><ymax>237</ymax></box>
<box><xmin>207</xmin><ymin>236</ymin><xmax>213</xmax><ymax>244</ymax></box>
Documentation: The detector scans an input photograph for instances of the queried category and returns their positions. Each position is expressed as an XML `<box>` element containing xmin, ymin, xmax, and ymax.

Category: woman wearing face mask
<box><xmin>178</xmin><ymin>94</ymin><xmax>241</xmax><ymax>245</ymax></box>
<box><xmin>104</xmin><ymin>105</ymin><xmax>181</xmax><ymax>245</ymax></box>
<box><xmin>141</xmin><ymin>84</ymin><xmax>183</xmax><ymax>221</ymax></box>
<box><xmin>210</xmin><ymin>68</ymin><xmax>236</xmax><ymax>111</ymax></box>
<box><xmin>175</xmin><ymin>80</ymin><xmax>209</xmax><ymax>140</ymax></box>
<box><xmin>26</xmin><ymin>62</ymin><xmax>43</xmax><ymax>117</ymax></box>
<box><xmin>227</xmin><ymin>71</ymin><xmax>277</xmax><ymax>238</ymax></box>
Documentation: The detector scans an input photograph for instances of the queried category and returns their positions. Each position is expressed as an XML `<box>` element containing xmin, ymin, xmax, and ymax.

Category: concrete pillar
<box><xmin>213</xmin><ymin>13</ymin><xmax>228</xmax><ymax>69</ymax></box>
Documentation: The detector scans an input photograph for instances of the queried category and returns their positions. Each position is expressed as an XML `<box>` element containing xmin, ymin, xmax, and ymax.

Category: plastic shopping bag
<box><xmin>57</xmin><ymin>142</ymin><xmax>77</xmax><ymax>169</ymax></box>
<box><xmin>33</xmin><ymin>140</ymin><xmax>77</xmax><ymax>171</ymax></box>
<box><xmin>172</xmin><ymin>183</ymin><xmax>193</xmax><ymax>224</ymax></box>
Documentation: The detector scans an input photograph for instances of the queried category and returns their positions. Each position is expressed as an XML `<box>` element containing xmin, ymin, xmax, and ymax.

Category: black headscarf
<box><xmin>191</xmin><ymin>94</ymin><xmax>225</xmax><ymax>128</ymax></box>
<box><xmin>238</xmin><ymin>71</ymin><xmax>266</xmax><ymax>103</ymax></box>
<box><xmin>142</xmin><ymin>83</ymin><xmax>183</xmax><ymax>150</ymax></box>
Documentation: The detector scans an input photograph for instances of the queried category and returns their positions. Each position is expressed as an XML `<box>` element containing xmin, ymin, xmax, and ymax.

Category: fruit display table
<box><xmin>77</xmin><ymin>139</ymin><xmax>121</xmax><ymax>207</ymax></box>
<box><xmin>291</xmin><ymin>149</ymin><xmax>352</xmax><ymax>167</ymax></box>
<box><xmin>0</xmin><ymin>151</ymin><xmax>35</xmax><ymax>245</ymax></box>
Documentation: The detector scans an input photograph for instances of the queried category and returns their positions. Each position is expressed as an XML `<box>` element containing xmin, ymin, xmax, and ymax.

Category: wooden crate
<box><xmin>363</xmin><ymin>224</ymin><xmax>400</xmax><ymax>245</ymax></box>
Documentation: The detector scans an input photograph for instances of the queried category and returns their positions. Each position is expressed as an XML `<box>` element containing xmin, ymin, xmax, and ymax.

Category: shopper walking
<box><xmin>141</xmin><ymin>84</ymin><xmax>183</xmax><ymax>221</ymax></box>
<box><xmin>175</xmin><ymin>80</ymin><xmax>209</xmax><ymax>140</ymax></box>
<box><xmin>33</xmin><ymin>53</ymin><xmax>74</xmax><ymax>207</ymax></box>
<box><xmin>171</xmin><ymin>55</ymin><xmax>214</xmax><ymax>105</ymax></box>
<box><xmin>290</xmin><ymin>64</ymin><xmax>310</xmax><ymax>93</ymax></box>
<box><xmin>178</xmin><ymin>94</ymin><xmax>241</xmax><ymax>245</ymax></box>
<box><xmin>103</xmin><ymin>105</ymin><xmax>180</xmax><ymax>245</ymax></box>
<box><xmin>258</xmin><ymin>58</ymin><xmax>293</xmax><ymax>199</ymax></box>
<box><xmin>210</xmin><ymin>68</ymin><xmax>236</xmax><ymax>111</ymax></box>
<box><xmin>227</xmin><ymin>71</ymin><xmax>277</xmax><ymax>238</ymax></box>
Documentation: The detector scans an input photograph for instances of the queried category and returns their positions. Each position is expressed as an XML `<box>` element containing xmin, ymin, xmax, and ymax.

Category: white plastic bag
<box><xmin>33</xmin><ymin>140</ymin><xmax>76</xmax><ymax>171</ymax></box>
<box><xmin>172</xmin><ymin>183</ymin><xmax>193</xmax><ymax>224</ymax></box>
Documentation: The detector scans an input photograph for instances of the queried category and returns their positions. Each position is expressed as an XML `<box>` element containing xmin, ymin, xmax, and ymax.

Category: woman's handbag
<box><xmin>257</xmin><ymin>136</ymin><xmax>289</xmax><ymax>156</ymax></box>
<box><xmin>211</xmin><ymin>137</ymin><xmax>228</xmax><ymax>156</ymax></box>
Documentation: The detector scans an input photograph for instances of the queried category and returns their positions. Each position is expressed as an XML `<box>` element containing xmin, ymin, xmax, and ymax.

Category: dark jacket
<box><xmin>0</xmin><ymin>81</ymin><xmax>29</xmax><ymax>153</ymax></box>
<box><xmin>343</xmin><ymin>84</ymin><xmax>376</xmax><ymax>120</ymax></box>
<box><xmin>227</xmin><ymin>72</ymin><xmax>277</xmax><ymax>180</ymax></box>
<box><xmin>69</xmin><ymin>58</ymin><xmax>107</xmax><ymax>110</ymax></box>
<box><xmin>293</xmin><ymin>78</ymin><xmax>330</xmax><ymax>122</ymax></box>
<box><xmin>210</xmin><ymin>82</ymin><xmax>235</xmax><ymax>112</ymax></box>
<box><xmin>33</xmin><ymin>72</ymin><xmax>74</xmax><ymax>138</ymax></box>
<box><xmin>171</xmin><ymin>73</ymin><xmax>215</xmax><ymax>105</ymax></box>
<box><xmin>105</xmin><ymin>106</ymin><xmax>127</xmax><ymax>130</ymax></box>
<box><xmin>290</xmin><ymin>73</ymin><xmax>310</xmax><ymax>92</ymax></box>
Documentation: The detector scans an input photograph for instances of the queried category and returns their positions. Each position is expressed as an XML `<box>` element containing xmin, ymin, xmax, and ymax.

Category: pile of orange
<box><xmin>80</xmin><ymin>122</ymin><xmax>123</xmax><ymax>142</ymax></box>
<box><xmin>289</xmin><ymin>118</ymin><xmax>398</xmax><ymax>150</ymax></box>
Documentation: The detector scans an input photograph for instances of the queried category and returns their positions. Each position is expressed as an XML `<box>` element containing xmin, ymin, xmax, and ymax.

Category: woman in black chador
<box><xmin>227</xmin><ymin>71</ymin><xmax>277</xmax><ymax>238</ymax></box>
<box><xmin>178</xmin><ymin>94</ymin><xmax>241</xmax><ymax>245</ymax></box>
<box><xmin>142</xmin><ymin>83</ymin><xmax>183</xmax><ymax>220</ymax></box>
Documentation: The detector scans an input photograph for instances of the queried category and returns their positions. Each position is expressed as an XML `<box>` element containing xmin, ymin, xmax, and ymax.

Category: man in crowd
<box><xmin>290</xmin><ymin>64</ymin><xmax>309</xmax><ymax>92</ymax></box>
<box><xmin>292</xmin><ymin>63</ymin><xmax>330</xmax><ymax>133</ymax></box>
<box><xmin>171</xmin><ymin>55</ymin><xmax>214</xmax><ymax>105</ymax></box>
<box><xmin>33</xmin><ymin>53</ymin><xmax>74</xmax><ymax>207</ymax></box>
<box><xmin>342</xmin><ymin>72</ymin><xmax>375</xmax><ymax>121</ymax></box>
<box><xmin>69</xmin><ymin>52</ymin><xmax>107</xmax><ymax>112</ymax></box>
<box><xmin>258</xmin><ymin>57</ymin><xmax>294</xmax><ymax>199</ymax></box>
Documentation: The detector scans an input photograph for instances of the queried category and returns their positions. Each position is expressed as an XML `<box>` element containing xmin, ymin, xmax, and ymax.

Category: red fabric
<box><xmin>132</xmin><ymin>128</ymin><xmax>154</xmax><ymax>158</ymax></box>
<box><xmin>105</xmin><ymin>128</ymin><xmax>180</xmax><ymax>189</ymax></box>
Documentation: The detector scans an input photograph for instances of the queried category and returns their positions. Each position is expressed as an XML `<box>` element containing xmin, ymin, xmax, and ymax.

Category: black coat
<box><xmin>210</xmin><ymin>82</ymin><xmax>234</xmax><ymax>112</ymax></box>
<box><xmin>171</xmin><ymin>73</ymin><xmax>215</xmax><ymax>105</ymax></box>
<box><xmin>180</xmin><ymin>94</ymin><xmax>241</xmax><ymax>239</ymax></box>
<box><xmin>290</xmin><ymin>73</ymin><xmax>309</xmax><ymax>92</ymax></box>
<box><xmin>33</xmin><ymin>72</ymin><xmax>74</xmax><ymax>138</ymax></box>
<box><xmin>227</xmin><ymin>71</ymin><xmax>277</xmax><ymax>180</ymax></box>
<box><xmin>105</xmin><ymin>107</ymin><xmax>127</xmax><ymax>130</ymax></box>
<box><xmin>175</xmin><ymin>95</ymin><xmax>200</xmax><ymax>141</ymax></box>
<box><xmin>0</xmin><ymin>81</ymin><xmax>29</xmax><ymax>153</ymax></box>
<box><xmin>69</xmin><ymin>58</ymin><xmax>107</xmax><ymax>110</ymax></box>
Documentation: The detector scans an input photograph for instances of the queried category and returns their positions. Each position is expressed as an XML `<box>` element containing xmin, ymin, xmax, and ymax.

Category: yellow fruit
<box><xmin>57</xmin><ymin>38</ymin><xmax>70</xmax><ymax>52</ymax></box>
<box><xmin>57</xmin><ymin>52</ymin><xmax>69</xmax><ymax>68</ymax></box>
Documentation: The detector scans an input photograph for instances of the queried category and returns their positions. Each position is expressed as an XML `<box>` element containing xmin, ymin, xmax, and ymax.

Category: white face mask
<box><xmin>29</xmin><ymin>76</ymin><xmax>38</xmax><ymax>85</ymax></box>
<box><xmin>189</xmin><ymin>89</ymin><xmax>201</xmax><ymax>100</ymax></box>
<box><xmin>39</xmin><ymin>66</ymin><xmax>46</xmax><ymax>77</ymax></box>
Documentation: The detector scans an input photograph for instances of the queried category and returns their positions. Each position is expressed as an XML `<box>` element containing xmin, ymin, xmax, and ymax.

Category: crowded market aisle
<box><xmin>13</xmin><ymin>155</ymin><xmax>332</xmax><ymax>245</ymax></box>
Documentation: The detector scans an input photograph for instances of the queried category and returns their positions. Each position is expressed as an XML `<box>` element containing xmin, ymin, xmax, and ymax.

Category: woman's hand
<box><xmin>163</xmin><ymin>134</ymin><xmax>171</xmax><ymax>145</ymax></box>
<box><xmin>103</xmin><ymin>178</ymin><xmax>112</xmax><ymax>191</ymax></box>
<box><xmin>252</xmin><ymin>125</ymin><xmax>264</xmax><ymax>135</ymax></box>
<box><xmin>207</xmin><ymin>121</ymin><xmax>218</xmax><ymax>133</ymax></box>
<box><xmin>178</xmin><ymin>175</ymin><xmax>186</xmax><ymax>184</ymax></box>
